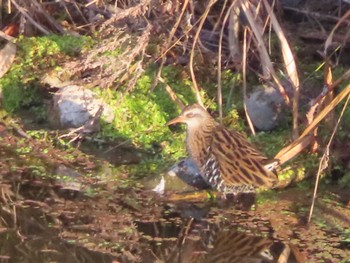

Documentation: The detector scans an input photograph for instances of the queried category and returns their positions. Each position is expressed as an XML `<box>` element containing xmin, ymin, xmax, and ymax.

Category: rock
<box><xmin>55</xmin><ymin>165</ymin><xmax>82</xmax><ymax>192</ymax></box>
<box><xmin>168</xmin><ymin>157</ymin><xmax>210</xmax><ymax>190</ymax></box>
<box><xmin>245</xmin><ymin>84</ymin><xmax>289</xmax><ymax>131</ymax></box>
<box><xmin>48</xmin><ymin>85</ymin><xmax>114</xmax><ymax>129</ymax></box>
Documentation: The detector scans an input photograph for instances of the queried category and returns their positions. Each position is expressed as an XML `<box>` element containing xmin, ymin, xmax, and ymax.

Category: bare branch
<box><xmin>11</xmin><ymin>0</ymin><xmax>51</xmax><ymax>35</ymax></box>
<box><xmin>189</xmin><ymin>0</ymin><xmax>218</xmax><ymax>107</ymax></box>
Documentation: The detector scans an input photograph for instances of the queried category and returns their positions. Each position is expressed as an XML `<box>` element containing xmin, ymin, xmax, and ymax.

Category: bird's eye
<box><xmin>185</xmin><ymin>112</ymin><xmax>194</xmax><ymax>118</ymax></box>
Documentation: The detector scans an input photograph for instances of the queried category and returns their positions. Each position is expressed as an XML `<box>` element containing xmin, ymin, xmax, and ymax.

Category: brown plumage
<box><xmin>167</xmin><ymin>104</ymin><xmax>278</xmax><ymax>193</ymax></box>
<box><xmin>179</xmin><ymin>226</ymin><xmax>275</xmax><ymax>263</ymax></box>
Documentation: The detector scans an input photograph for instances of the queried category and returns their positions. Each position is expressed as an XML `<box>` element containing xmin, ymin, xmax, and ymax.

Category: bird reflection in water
<box><xmin>139</xmin><ymin>205</ymin><xmax>302</xmax><ymax>263</ymax></box>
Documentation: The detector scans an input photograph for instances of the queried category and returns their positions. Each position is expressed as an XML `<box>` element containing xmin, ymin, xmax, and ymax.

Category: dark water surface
<box><xmin>0</xmin><ymin>128</ymin><xmax>349</xmax><ymax>262</ymax></box>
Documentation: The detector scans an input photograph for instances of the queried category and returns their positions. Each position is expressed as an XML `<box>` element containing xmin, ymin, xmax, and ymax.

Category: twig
<box><xmin>8</xmin><ymin>0</ymin><xmax>11</xmax><ymax>14</ymax></box>
<box><xmin>263</xmin><ymin>0</ymin><xmax>300</xmax><ymax>139</ymax></box>
<box><xmin>150</xmin><ymin>0</ymin><xmax>189</xmax><ymax>91</ymax></box>
<box><xmin>179</xmin><ymin>217</ymin><xmax>194</xmax><ymax>245</ymax></box>
<box><xmin>211</xmin><ymin>0</ymin><xmax>229</xmax><ymax>37</ymax></box>
<box><xmin>12</xmin><ymin>205</ymin><xmax>17</xmax><ymax>228</ymax></box>
<box><xmin>154</xmin><ymin>15</ymin><xmax>202</xmax><ymax>63</ymax></box>
<box><xmin>103</xmin><ymin>139</ymin><xmax>132</xmax><ymax>154</ymax></box>
<box><xmin>10</xmin><ymin>0</ymin><xmax>50</xmax><ymax>35</ymax></box>
<box><xmin>306</xmin><ymin>11</ymin><xmax>350</xmax><ymax>126</ymax></box>
<box><xmin>242</xmin><ymin>27</ymin><xmax>256</xmax><ymax>136</ymax></box>
<box><xmin>275</xmin><ymin>135</ymin><xmax>314</xmax><ymax>167</ymax></box>
<box><xmin>189</xmin><ymin>0</ymin><xmax>218</xmax><ymax>107</ymax></box>
<box><xmin>275</xmin><ymin>82</ymin><xmax>350</xmax><ymax>164</ymax></box>
<box><xmin>101</xmin><ymin>0</ymin><xmax>151</xmax><ymax>30</ymax></box>
<box><xmin>59</xmin><ymin>0</ymin><xmax>77</xmax><ymax>27</ymax></box>
<box><xmin>218</xmin><ymin>1</ymin><xmax>238</xmax><ymax>124</ymax></box>
<box><xmin>310</xmin><ymin>10</ymin><xmax>350</xmax><ymax>111</ymax></box>
<box><xmin>70</xmin><ymin>0</ymin><xmax>89</xmax><ymax>24</ymax></box>
<box><xmin>159</xmin><ymin>77</ymin><xmax>185</xmax><ymax>109</ymax></box>
<box><xmin>309</xmin><ymin>69</ymin><xmax>350</xmax><ymax>108</ymax></box>
<box><xmin>30</xmin><ymin>0</ymin><xmax>66</xmax><ymax>34</ymax></box>
<box><xmin>58</xmin><ymin>105</ymin><xmax>104</xmax><ymax>141</ymax></box>
<box><xmin>0</xmin><ymin>30</ymin><xmax>15</xmax><ymax>42</ymax></box>
<box><xmin>0</xmin><ymin>0</ymin><xmax>2</xmax><ymax>25</ymax></box>
<box><xmin>283</xmin><ymin>6</ymin><xmax>350</xmax><ymax>24</ymax></box>
<box><xmin>240</xmin><ymin>0</ymin><xmax>291</xmax><ymax>106</ymax></box>
<box><xmin>308</xmin><ymin>93</ymin><xmax>350</xmax><ymax>223</ymax></box>
<box><xmin>85</xmin><ymin>0</ymin><xmax>99</xmax><ymax>8</ymax></box>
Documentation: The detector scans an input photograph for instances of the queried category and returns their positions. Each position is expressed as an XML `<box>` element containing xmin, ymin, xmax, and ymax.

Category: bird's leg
<box><xmin>221</xmin><ymin>192</ymin><xmax>238</xmax><ymax>201</ymax></box>
<box><xmin>221</xmin><ymin>192</ymin><xmax>227</xmax><ymax>200</ymax></box>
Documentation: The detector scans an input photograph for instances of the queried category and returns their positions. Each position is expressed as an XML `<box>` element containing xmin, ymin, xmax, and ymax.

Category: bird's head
<box><xmin>166</xmin><ymin>104</ymin><xmax>214</xmax><ymax>130</ymax></box>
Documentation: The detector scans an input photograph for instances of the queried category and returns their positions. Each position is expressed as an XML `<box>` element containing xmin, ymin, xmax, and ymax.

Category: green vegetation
<box><xmin>1</xmin><ymin>34</ymin><xmax>296</xmax><ymax>181</ymax></box>
<box><xmin>93</xmin><ymin>66</ymin><xmax>197</xmax><ymax>174</ymax></box>
<box><xmin>92</xmin><ymin>65</ymin><xmax>248</xmax><ymax>176</ymax></box>
<box><xmin>256</xmin><ymin>190</ymin><xmax>278</xmax><ymax>205</ymax></box>
<box><xmin>0</xmin><ymin>35</ymin><xmax>93</xmax><ymax>112</ymax></box>
<box><xmin>1</xmin><ymin>32</ymin><xmax>346</xmax><ymax>187</ymax></box>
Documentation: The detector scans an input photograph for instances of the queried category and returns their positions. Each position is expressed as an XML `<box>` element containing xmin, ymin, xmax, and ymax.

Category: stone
<box><xmin>48</xmin><ymin>85</ymin><xmax>114</xmax><ymax>129</ymax></box>
<box><xmin>245</xmin><ymin>84</ymin><xmax>288</xmax><ymax>131</ymax></box>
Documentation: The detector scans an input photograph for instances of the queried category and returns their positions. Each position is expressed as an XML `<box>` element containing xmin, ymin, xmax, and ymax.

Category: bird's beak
<box><xmin>166</xmin><ymin>115</ymin><xmax>185</xmax><ymax>126</ymax></box>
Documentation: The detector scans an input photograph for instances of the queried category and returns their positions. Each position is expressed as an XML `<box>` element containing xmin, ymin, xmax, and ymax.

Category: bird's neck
<box><xmin>186</xmin><ymin>120</ymin><xmax>217</xmax><ymax>166</ymax></box>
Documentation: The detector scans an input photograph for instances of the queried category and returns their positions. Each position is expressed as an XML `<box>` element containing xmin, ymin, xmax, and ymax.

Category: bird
<box><xmin>167</xmin><ymin>104</ymin><xmax>278</xmax><ymax>194</ymax></box>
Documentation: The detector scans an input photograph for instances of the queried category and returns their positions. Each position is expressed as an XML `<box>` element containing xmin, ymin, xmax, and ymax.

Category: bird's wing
<box><xmin>210</xmin><ymin>126</ymin><xmax>277</xmax><ymax>189</ymax></box>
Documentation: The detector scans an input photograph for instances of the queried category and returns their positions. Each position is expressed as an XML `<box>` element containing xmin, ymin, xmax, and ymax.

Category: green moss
<box><xmin>1</xmin><ymin>80</ymin><xmax>41</xmax><ymax>113</ymax></box>
<box><xmin>95</xmin><ymin>65</ymin><xmax>199</xmax><ymax>170</ymax></box>
<box><xmin>161</xmin><ymin>65</ymin><xmax>198</xmax><ymax>105</ymax></box>
<box><xmin>0</xmin><ymin>35</ymin><xmax>94</xmax><ymax>112</ymax></box>
<box><xmin>256</xmin><ymin>190</ymin><xmax>278</xmax><ymax>204</ymax></box>
<box><xmin>250</xmin><ymin>128</ymin><xmax>290</xmax><ymax>158</ymax></box>
<box><xmin>221</xmin><ymin>70</ymin><xmax>243</xmax><ymax>108</ymax></box>
<box><xmin>19</xmin><ymin>35</ymin><xmax>94</xmax><ymax>60</ymax></box>
<box><xmin>279</xmin><ymin>154</ymin><xmax>318</xmax><ymax>183</ymax></box>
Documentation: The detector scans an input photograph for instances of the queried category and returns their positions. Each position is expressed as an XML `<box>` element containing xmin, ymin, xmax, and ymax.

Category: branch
<box><xmin>11</xmin><ymin>0</ymin><xmax>51</xmax><ymax>35</ymax></box>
